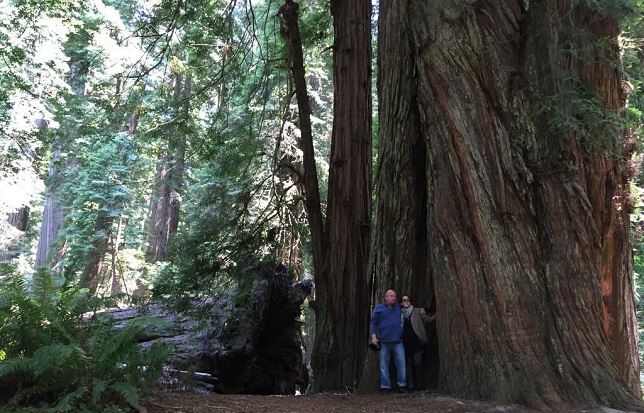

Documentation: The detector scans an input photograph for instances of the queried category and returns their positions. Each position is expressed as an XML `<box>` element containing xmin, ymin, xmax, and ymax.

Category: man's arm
<box><xmin>369</xmin><ymin>306</ymin><xmax>380</xmax><ymax>344</ymax></box>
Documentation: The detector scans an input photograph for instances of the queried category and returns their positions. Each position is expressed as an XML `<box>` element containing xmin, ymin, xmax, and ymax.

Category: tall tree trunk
<box><xmin>366</xmin><ymin>0</ymin><xmax>641</xmax><ymax>409</ymax></box>
<box><xmin>35</xmin><ymin>54</ymin><xmax>88</xmax><ymax>270</ymax></box>
<box><xmin>146</xmin><ymin>72</ymin><xmax>190</xmax><ymax>262</ymax></box>
<box><xmin>278</xmin><ymin>1</ymin><xmax>325</xmax><ymax>277</ymax></box>
<box><xmin>169</xmin><ymin>72</ymin><xmax>190</xmax><ymax>236</ymax></box>
<box><xmin>279</xmin><ymin>0</ymin><xmax>372</xmax><ymax>391</ymax></box>
<box><xmin>310</xmin><ymin>0</ymin><xmax>372</xmax><ymax>391</ymax></box>
<box><xmin>35</xmin><ymin>147</ymin><xmax>65</xmax><ymax>269</ymax></box>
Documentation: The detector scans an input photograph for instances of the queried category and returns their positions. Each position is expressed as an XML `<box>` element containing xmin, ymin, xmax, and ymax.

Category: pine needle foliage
<box><xmin>0</xmin><ymin>265</ymin><xmax>171</xmax><ymax>412</ymax></box>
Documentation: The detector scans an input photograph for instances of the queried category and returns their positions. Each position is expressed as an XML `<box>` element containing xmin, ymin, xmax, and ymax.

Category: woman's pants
<box><xmin>405</xmin><ymin>350</ymin><xmax>424</xmax><ymax>389</ymax></box>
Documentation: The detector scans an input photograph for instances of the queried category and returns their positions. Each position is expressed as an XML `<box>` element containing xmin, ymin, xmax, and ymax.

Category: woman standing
<box><xmin>401</xmin><ymin>295</ymin><xmax>434</xmax><ymax>390</ymax></box>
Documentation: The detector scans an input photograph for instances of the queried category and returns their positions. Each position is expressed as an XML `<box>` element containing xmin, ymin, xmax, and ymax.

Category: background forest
<box><xmin>0</xmin><ymin>0</ymin><xmax>644</xmax><ymax>411</ymax></box>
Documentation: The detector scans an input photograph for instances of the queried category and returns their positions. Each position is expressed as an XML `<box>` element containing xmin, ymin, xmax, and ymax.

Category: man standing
<box><xmin>370</xmin><ymin>289</ymin><xmax>407</xmax><ymax>393</ymax></box>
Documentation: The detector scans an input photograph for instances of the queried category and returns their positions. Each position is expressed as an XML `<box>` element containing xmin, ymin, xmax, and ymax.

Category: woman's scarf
<box><xmin>402</xmin><ymin>305</ymin><xmax>414</xmax><ymax>319</ymax></box>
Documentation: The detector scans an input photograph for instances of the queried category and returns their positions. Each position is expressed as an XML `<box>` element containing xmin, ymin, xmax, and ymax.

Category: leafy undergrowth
<box><xmin>0</xmin><ymin>267</ymin><xmax>172</xmax><ymax>412</ymax></box>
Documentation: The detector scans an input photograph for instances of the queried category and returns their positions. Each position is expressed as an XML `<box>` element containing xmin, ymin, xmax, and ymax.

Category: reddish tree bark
<box><xmin>365</xmin><ymin>0</ymin><xmax>640</xmax><ymax>409</ymax></box>
<box><xmin>279</xmin><ymin>0</ymin><xmax>372</xmax><ymax>391</ymax></box>
<box><xmin>278</xmin><ymin>1</ymin><xmax>325</xmax><ymax>277</ymax></box>
<box><xmin>310</xmin><ymin>0</ymin><xmax>372</xmax><ymax>391</ymax></box>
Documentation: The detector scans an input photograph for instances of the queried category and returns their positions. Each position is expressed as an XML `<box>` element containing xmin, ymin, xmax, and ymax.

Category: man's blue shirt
<box><xmin>369</xmin><ymin>302</ymin><xmax>403</xmax><ymax>343</ymax></box>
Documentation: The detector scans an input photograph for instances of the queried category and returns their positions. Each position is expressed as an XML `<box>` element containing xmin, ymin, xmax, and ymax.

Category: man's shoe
<box><xmin>379</xmin><ymin>387</ymin><xmax>391</xmax><ymax>394</ymax></box>
<box><xmin>397</xmin><ymin>386</ymin><xmax>409</xmax><ymax>393</ymax></box>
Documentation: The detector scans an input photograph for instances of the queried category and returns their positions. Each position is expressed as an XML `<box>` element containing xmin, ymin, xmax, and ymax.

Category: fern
<box><xmin>0</xmin><ymin>267</ymin><xmax>171</xmax><ymax>412</ymax></box>
<box><xmin>109</xmin><ymin>382</ymin><xmax>139</xmax><ymax>408</ymax></box>
<box><xmin>0</xmin><ymin>357</ymin><xmax>34</xmax><ymax>379</ymax></box>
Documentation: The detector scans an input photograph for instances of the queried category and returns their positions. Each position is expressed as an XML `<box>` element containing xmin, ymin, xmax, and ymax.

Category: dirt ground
<box><xmin>141</xmin><ymin>391</ymin><xmax>628</xmax><ymax>413</ymax></box>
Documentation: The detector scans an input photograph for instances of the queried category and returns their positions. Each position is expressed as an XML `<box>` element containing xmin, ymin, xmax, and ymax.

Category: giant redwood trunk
<box><xmin>279</xmin><ymin>0</ymin><xmax>372</xmax><ymax>391</ymax></box>
<box><xmin>367</xmin><ymin>0</ymin><xmax>640</xmax><ymax>409</ymax></box>
<box><xmin>310</xmin><ymin>0</ymin><xmax>372</xmax><ymax>391</ymax></box>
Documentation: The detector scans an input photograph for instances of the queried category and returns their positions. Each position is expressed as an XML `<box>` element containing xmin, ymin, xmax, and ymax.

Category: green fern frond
<box><xmin>30</xmin><ymin>268</ymin><xmax>62</xmax><ymax>313</ymax></box>
<box><xmin>53</xmin><ymin>385</ymin><xmax>88</xmax><ymax>413</ymax></box>
<box><xmin>31</xmin><ymin>343</ymin><xmax>87</xmax><ymax>381</ymax></box>
<box><xmin>91</xmin><ymin>380</ymin><xmax>107</xmax><ymax>405</ymax></box>
<box><xmin>0</xmin><ymin>357</ymin><xmax>35</xmax><ymax>379</ymax></box>
<box><xmin>109</xmin><ymin>381</ymin><xmax>139</xmax><ymax>408</ymax></box>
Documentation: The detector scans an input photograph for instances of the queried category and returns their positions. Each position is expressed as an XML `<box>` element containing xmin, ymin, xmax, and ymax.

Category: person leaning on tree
<box><xmin>401</xmin><ymin>295</ymin><xmax>435</xmax><ymax>390</ymax></box>
<box><xmin>369</xmin><ymin>289</ymin><xmax>408</xmax><ymax>393</ymax></box>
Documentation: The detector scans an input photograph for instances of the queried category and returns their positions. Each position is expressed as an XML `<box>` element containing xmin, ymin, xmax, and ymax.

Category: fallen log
<box><xmin>109</xmin><ymin>261</ymin><xmax>313</xmax><ymax>395</ymax></box>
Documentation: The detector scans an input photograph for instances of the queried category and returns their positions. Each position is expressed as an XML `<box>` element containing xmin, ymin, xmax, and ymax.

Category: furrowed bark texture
<box><xmin>279</xmin><ymin>0</ymin><xmax>372</xmax><ymax>390</ymax></box>
<box><xmin>368</xmin><ymin>0</ymin><xmax>640</xmax><ymax>408</ymax></box>
<box><xmin>310</xmin><ymin>0</ymin><xmax>372</xmax><ymax>391</ymax></box>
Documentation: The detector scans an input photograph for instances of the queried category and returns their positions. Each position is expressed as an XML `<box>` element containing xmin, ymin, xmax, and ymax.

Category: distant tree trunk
<box><xmin>80</xmin><ymin>210</ymin><xmax>110</xmax><ymax>293</ymax></box>
<box><xmin>35</xmin><ymin>54</ymin><xmax>88</xmax><ymax>270</ymax></box>
<box><xmin>271</xmin><ymin>156</ymin><xmax>306</xmax><ymax>281</ymax></box>
<box><xmin>80</xmin><ymin>77</ymin><xmax>141</xmax><ymax>294</ymax></box>
<box><xmin>366</xmin><ymin>0</ymin><xmax>641</xmax><ymax>409</ymax></box>
<box><xmin>279</xmin><ymin>0</ymin><xmax>372</xmax><ymax>391</ymax></box>
<box><xmin>35</xmin><ymin>147</ymin><xmax>65</xmax><ymax>269</ymax></box>
<box><xmin>110</xmin><ymin>216</ymin><xmax>125</xmax><ymax>295</ymax></box>
<box><xmin>146</xmin><ymin>72</ymin><xmax>190</xmax><ymax>262</ymax></box>
<box><xmin>169</xmin><ymin>72</ymin><xmax>190</xmax><ymax>236</ymax></box>
<box><xmin>0</xmin><ymin>207</ymin><xmax>29</xmax><ymax>262</ymax></box>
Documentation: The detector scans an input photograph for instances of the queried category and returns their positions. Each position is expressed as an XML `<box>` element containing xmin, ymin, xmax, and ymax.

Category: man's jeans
<box><xmin>379</xmin><ymin>341</ymin><xmax>406</xmax><ymax>389</ymax></box>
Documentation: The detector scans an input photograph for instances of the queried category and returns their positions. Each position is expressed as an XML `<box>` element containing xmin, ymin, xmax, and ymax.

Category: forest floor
<box><xmin>142</xmin><ymin>390</ymin><xmax>629</xmax><ymax>413</ymax></box>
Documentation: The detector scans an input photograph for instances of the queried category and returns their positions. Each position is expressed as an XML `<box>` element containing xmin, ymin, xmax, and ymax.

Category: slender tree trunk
<box><xmin>110</xmin><ymin>216</ymin><xmax>124</xmax><ymax>295</ymax></box>
<box><xmin>279</xmin><ymin>0</ymin><xmax>372</xmax><ymax>391</ymax></box>
<box><xmin>146</xmin><ymin>72</ymin><xmax>190</xmax><ymax>262</ymax></box>
<box><xmin>278</xmin><ymin>1</ymin><xmax>325</xmax><ymax>277</ymax></box>
<box><xmin>80</xmin><ymin>211</ymin><xmax>110</xmax><ymax>294</ymax></box>
<box><xmin>366</xmin><ymin>0</ymin><xmax>641</xmax><ymax>408</ymax></box>
<box><xmin>35</xmin><ymin>54</ymin><xmax>88</xmax><ymax>270</ymax></box>
<box><xmin>145</xmin><ymin>160</ymin><xmax>168</xmax><ymax>262</ymax></box>
<box><xmin>35</xmin><ymin>147</ymin><xmax>65</xmax><ymax>268</ymax></box>
<box><xmin>169</xmin><ymin>72</ymin><xmax>190</xmax><ymax>236</ymax></box>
